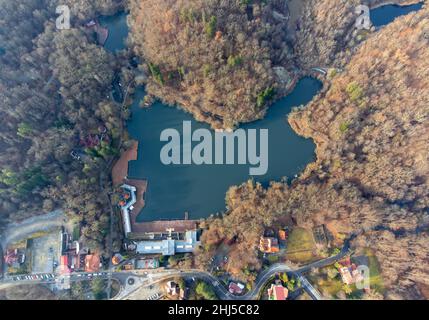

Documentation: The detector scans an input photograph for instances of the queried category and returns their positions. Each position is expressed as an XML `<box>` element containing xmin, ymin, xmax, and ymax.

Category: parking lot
<box><xmin>30</xmin><ymin>230</ymin><xmax>62</xmax><ymax>274</ymax></box>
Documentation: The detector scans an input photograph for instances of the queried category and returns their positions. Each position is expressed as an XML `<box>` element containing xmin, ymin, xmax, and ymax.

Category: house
<box><xmin>351</xmin><ymin>268</ymin><xmax>364</xmax><ymax>284</ymax></box>
<box><xmin>111</xmin><ymin>253</ymin><xmax>124</xmax><ymax>265</ymax></box>
<box><xmin>59</xmin><ymin>255</ymin><xmax>71</xmax><ymax>275</ymax></box>
<box><xmin>339</xmin><ymin>266</ymin><xmax>354</xmax><ymax>285</ymax></box>
<box><xmin>228</xmin><ymin>282</ymin><xmax>245</xmax><ymax>295</ymax></box>
<box><xmin>165</xmin><ymin>281</ymin><xmax>180</xmax><ymax>296</ymax></box>
<box><xmin>259</xmin><ymin>236</ymin><xmax>280</xmax><ymax>253</ymax></box>
<box><xmin>85</xmin><ymin>254</ymin><xmax>101</xmax><ymax>272</ymax></box>
<box><xmin>268</xmin><ymin>283</ymin><xmax>289</xmax><ymax>300</ymax></box>
<box><xmin>339</xmin><ymin>261</ymin><xmax>365</xmax><ymax>286</ymax></box>
<box><xmin>4</xmin><ymin>249</ymin><xmax>25</xmax><ymax>267</ymax></box>
<box><xmin>135</xmin><ymin>258</ymin><xmax>159</xmax><ymax>269</ymax></box>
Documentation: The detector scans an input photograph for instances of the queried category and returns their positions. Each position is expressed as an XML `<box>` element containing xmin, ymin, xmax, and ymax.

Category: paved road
<box><xmin>114</xmin><ymin>237</ymin><xmax>354</xmax><ymax>300</ymax></box>
<box><xmin>0</xmin><ymin>210</ymin><xmax>65</xmax><ymax>250</ymax></box>
<box><xmin>1</xmin><ymin>232</ymin><xmax>354</xmax><ymax>300</ymax></box>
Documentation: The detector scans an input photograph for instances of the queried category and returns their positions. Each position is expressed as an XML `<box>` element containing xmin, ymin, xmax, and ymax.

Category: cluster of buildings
<box><xmin>338</xmin><ymin>257</ymin><xmax>365</xmax><ymax>286</ymax></box>
<box><xmin>59</xmin><ymin>230</ymin><xmax>101</xmax><ymax>275</ymax></box>
<box><xmin>259</xmin><ymin>229</ymin><xmax>287</xmax><ymax>254</ymax></box>
<box><xmin>118</xmin><ymin>184</ymin><xmax>200</xmax><ymax>257</ymax></box>
<box><xmin>3</xmin><ymin>248</ymin><xmax>26</xmax><ymax>269</ymax></box>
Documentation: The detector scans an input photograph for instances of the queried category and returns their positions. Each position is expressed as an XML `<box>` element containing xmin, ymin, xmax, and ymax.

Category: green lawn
<box><xmin>285</xmin><ymin>228</ymin><xmax>318</xmax><ymax>263</ymax></box>
<box><xmin>363</xmin><ymin>248</ymin><xmax>385</xmax><ymax>294</ymax></box>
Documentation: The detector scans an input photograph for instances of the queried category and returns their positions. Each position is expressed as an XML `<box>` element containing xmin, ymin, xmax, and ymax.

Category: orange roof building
<box><xmin>85</xmin><ymin>254</ymin><xmax>101</xmax><ymax>272</ymax></box>
<box><xmin>259</xmin><ymin>236</ymin><xmax>280</xmax><ymax>253</ymax></box>
<box><xmin>111</xmin><ymin>253</ymin><xmax>123</xmax><ymax>265</ymax></box>
<box><xmin>60</xmin><ymin>255</ymin><xmax>71</xmax><ymax>275</ymax></box>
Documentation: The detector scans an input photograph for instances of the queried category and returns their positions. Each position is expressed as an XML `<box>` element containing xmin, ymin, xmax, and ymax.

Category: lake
<box><xmin>101</xmin><ymin>3</ymin><xmax>422</xmax><ymax>221</ymax></box>
<box><xmin>371</xmin><ymin>2</ymin><xmax>424</xmax><ymax>27</ymax></box>
<box><xmin>127</xmin><ymin>78</ymin><xmax>321</xmax><ymax>221</ymax></box>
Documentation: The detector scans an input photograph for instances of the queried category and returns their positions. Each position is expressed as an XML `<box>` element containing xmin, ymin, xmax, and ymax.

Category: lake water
<box><xmin>99</xmin><ymin>11</ymin><xmax>129</xmax><ymax>52</ymax></box>
<box><xmin>371</xmin><ymin>2</ymin><xmax>424</xmax><ymax>27</ymax></box>
<box><xmin>127</xmin><ymin>79</ymin><xmax>321</xmax><ymax>221</ymax></box>
<box><xmin>102</xmin><ymin>3</ymin><xmax>422</xmax><ymax>221</ymax></box>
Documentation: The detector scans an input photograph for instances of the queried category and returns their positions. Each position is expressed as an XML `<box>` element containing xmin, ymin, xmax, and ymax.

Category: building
<box><xmin>135</xmin><ymin>230</ymin><xmax>200</xmax><ymax>256</ymax></box>
<box><xmin>112</xmin><ymin>253</ymin><xmax>124</xmax><ymax>265</ymax></box>
<box><xmin>4</xmin><ymin>249</ymin><xmax>25</xmax><ymax>267</ymax></box>
<box><xmin>85</xmin><ymin>254</ymin><xmax>101</xmax><ymax>272</ymax></box>
<box><xmin>135</xmin><ymin>258</ymin><xmax>159</xmax><ymax>269</ymax></box>
<box><xmin>59</xmin><ymin>255</ymin><xmax>71</xmax><ymax>275</ymax></box>
<box><xmin>337</xmin><ymin>257</ymin><xmax>367</xmax><ymax>286</ymax></box>
<box><xmin>259</xmin><ymin>236</ymin><xmax>280</xmax><ymax>253</ymax></box>
<box><xmin>119</xmin><ymin>184</ymin><xmax>136</xmax><ymax>236</ymax></box>
<box><xmin>165</xmin><ymin>281</ymin><xmax>180</xmax><ymax>296</ymax></box>
<box><xmin>228</xmin><ymin>282</ymin><xmax>245</xmax><ymax>295</ymax></box>
<box><xmin>339</xmin><ymin>266</ymin><xmax>354</xmax><ymax>285</ymax></box>
<box><xmin>268</xmin><ymin>283</ymin><xmax>289</xmax><ymax>300</ymax></box>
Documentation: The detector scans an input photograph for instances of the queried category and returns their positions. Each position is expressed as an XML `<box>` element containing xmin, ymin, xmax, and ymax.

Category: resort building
<box><xmin>118</xmin><ymin>184</ymin><xmax>200</xmax><ymax>256</ymax></box>
<box><xmin>119</xmin><ymin>184</ymin><xmax>136</xmax><ymax>236</ymax></box>
<box><xmin>135</xmin><ymin>230</ymin><xmax>199</xmax><ymax>256</ymax></box>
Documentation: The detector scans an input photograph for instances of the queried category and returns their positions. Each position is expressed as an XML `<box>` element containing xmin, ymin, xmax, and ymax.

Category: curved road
<box><xmin>118</xmin><ymin>235</ymin><xmax>354</xmax><ymax>300</ymax></box>
<box><xmin>0</xmin><ymin>210</ymin><xmax>65</xmax><ymax>250</ymax></box>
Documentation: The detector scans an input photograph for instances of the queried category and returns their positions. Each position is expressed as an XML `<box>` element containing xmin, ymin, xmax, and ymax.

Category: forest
<box><xmin>128</xmin><ymin>0</ymin><xmax>296</xmax><ymax>129</ymax></box>
<box><xmin>195</xmin><ymin>2</ymin><xmax>429</xmax><ymax>299</ymax></box>
<box><xmin>1</xmin><ymin>0</ymin><xmax>428</xmax><ymax>301</ymax></box>
<box><xmin>0</xmin><ymin>0</ymin><xmax>128</xmax><ymax>255</ymax></box>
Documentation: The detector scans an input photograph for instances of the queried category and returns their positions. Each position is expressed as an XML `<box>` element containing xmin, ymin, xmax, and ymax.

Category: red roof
<box><xmin>60</xmin><ymin>255</ymin><xmax>71</xmax><ymax>274</ymax></box>
<box><xmin>228</xmin><ymin>283</ymin><xmax>244</xmax><ymax>294</ymax></box>
<box><xmin>85</xmin><ymin>254</ymin><xmax>101</xmax><ymax>272</ymax></box>
<box><xmin>268</xmin><ymin>284</ymin><xmax>288</xmax><ymax>300</ymax></box>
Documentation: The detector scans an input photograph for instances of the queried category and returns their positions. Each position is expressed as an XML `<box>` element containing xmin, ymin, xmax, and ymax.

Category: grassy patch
<box><xmin>266</xmin><ymin>255</ymin><xmax>279</xmax><ymax>264</ymax></box>
<box><xmin>363</xmin><ymin>248</ymin><xmax>385</xmax><ymax>294</ymax></box>
<box><xmin>310</xmin><ymin>274</ymin><xmax>343</xmax><ymax>298</ymax></box>
<box><xmin>285</xmin><ymin>228</ymin><xmax>317</xmax><ymax>263</ymax></box>
<box><xmin>72</xmin><ymin>224</ymin><xmax>80</xmax><ymax>241</ymax></box>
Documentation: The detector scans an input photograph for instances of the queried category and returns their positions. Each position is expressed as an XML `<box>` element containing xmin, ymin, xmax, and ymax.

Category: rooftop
<box><xmin>135</xmin><ymin>230</ymin><xmax>199</xmax><ymax>256</ymax></box>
